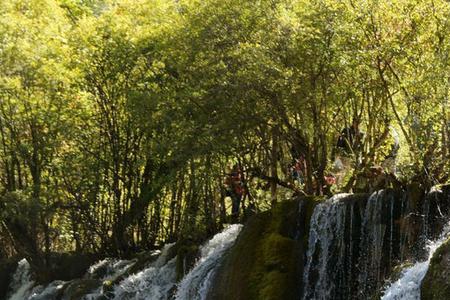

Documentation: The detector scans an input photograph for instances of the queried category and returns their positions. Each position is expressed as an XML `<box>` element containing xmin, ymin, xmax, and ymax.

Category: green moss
<box><xmin>209</xmin><ymin>197</ymin><xmax>323</xmax><ymax>300</ymax></box>
<box><xmin>253</xmin><ymin>233</ymin><xmax>298</xmax><ymax>299</ymax></box>
<box><xmin>421</xmin><ymin>237</ymin><xmax>450</xmax><ymax>300</ymax></box>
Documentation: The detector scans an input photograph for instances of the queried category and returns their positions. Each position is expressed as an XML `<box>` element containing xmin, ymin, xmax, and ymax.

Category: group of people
<box><xmin>290</xmin><ymin>118</ymin><xmax>400</xmax><ymax>190</ymax></box>
<box><xmin>334</xmin><ymin>118</ymin><xmax>400</xmax><ymax>173</ymax></box>
<box><xmin>224</xmin><ymin>119</ymin><xmax>400</xmax><ymax>220</ymax></box>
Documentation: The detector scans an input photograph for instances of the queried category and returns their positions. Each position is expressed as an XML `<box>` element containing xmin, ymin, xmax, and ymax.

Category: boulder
<box><xmin>62</xmin><ymin>278</ymin><xmax>101</xmax><ymax>300</ymax></box>
<box><xmin>421</xmin><ymin>237</ymin><xmax>450</xmax><ymax>300</ymax></box>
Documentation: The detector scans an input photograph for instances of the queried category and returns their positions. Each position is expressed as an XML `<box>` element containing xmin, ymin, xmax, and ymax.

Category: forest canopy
<box><xmin>1</xmin><ymin>0</ymin><xmax>450</xmax><ymax>271</ymax></box>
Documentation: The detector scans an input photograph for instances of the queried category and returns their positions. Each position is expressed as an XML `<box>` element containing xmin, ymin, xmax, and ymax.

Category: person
<box><xmin>336</xmin><ymin>118</ymin><xmax>364</xmax><ymax>155</ymax></box>
<box><xmin>225</xmin><ymin>164</ymin><xmax>245</xmax><ymax>222</ymax></box>
<box><xmin>382</xmin><ymin>126</ymin><xmax>400</xmax><ymax>174</ymax></box>
<box><xmin>334</xmin><ymin>118</ymin><xmax>364</xmax><ymax>185</ymax></box>
<box><xmin>291</xmin><ymin>155</ymin><xmax>306</xmax><ymax>185</ymax></box>
<box><xmin>323</xmin><ymin>173</ymin><xmax>336</xmax><ymax>195</ymax></box>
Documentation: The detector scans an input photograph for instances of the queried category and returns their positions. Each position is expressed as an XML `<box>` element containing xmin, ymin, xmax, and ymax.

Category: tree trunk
<box><xmin>270</xmin><ymin>125</ymin><xmax>278</xmax><ymax>206</ymax></box>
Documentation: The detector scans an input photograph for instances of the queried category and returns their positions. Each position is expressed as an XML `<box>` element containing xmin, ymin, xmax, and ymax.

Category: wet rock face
<box><xmin>423</xmin><ymin>185</ymin><xmax>450</xmax><ymax>240</ymax></box>
<box><xmin>175</xmin><ymin>242</ymin><xmax>199</xmax><ymax>281</ymax></box>
<box><xmin>421</xmin><ymin>237</ymin><xmax>450</xmax><ymax>300</ymax></box>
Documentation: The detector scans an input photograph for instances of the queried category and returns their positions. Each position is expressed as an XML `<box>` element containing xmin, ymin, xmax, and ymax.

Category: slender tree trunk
<box><xmin>270</xmin><ymin>125</ymin><xmax>278</xmax><ymax>206</ymax></box>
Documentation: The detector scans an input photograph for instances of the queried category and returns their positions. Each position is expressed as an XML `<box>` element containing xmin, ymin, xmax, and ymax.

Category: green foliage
<box><xmin>1</xmin><ymin>0</ymin><xmax>450</xmax><ymax>258</ymax></box>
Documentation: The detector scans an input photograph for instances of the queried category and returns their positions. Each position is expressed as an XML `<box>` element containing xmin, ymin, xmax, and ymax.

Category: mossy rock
<box><xmin>175</xmin><ymin>243</ymin><xmax>200</xmax><ymax>281</ymax></box>
<box><xmin>43</xmin><ymin>252</ymin><xmax>99</xmax><ymax>284</ymax></box>
<box><xmin>62</xmin><ymin>278</ymin><xmax>101</xmax><ymax>300</ymax></box>
<box><xmin>421</xmin><ymin>237</ymin><xmax>450</xmax><ymax>300</ymax></box>
<box><xmin>209</xmin><ymin>197</ymin><xmax>321</xmax><ymax>300</ymax></box>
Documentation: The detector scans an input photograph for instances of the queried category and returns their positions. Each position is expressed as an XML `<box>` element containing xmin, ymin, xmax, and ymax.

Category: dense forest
<box><xmin>1</xmin><ymin>0</ymin><xmax>450</xmax><ymax>281</ymax></box>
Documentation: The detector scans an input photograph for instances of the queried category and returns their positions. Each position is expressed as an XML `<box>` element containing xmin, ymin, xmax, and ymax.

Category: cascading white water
<box><xmin>28</xmin><ymin>280</ymin><xmax>66</xmax><ymax>300</ymax></box>
<box><xmin>358</xmin><ymin>190</ymin><xmax>386</xmax><ymax>295</ymax></box>
<box><xmin>174</xmin><ymin>224</ymin><xmax>243</xmax><ymax>300</ymax></box>
<box><xmin>6</xmin><ymin>257</ymin><xmax>136</xmax><ymax>300</ymax></box>
<box><xmin>6</xmin><ymin>224</ymin><xmax>243</xmax><ymax>300</ymax></box>
<box><xmin>6</xmin><ymin>257</ymin><xmax>137</xmax><ymax>300</ymax></box>
<box><xmin>112</xmin><ymin>243</ymin><xmax>176</xmax><ymax>300</ymax></box>
<box><xmin>112</xmin><ymin>224</ymin><xmax>243</xmax><ymax>300</ymax></box>
<box><xmin>302</xmin><ymin>193</ymin><xmax>351</xmax><ymax>300</ymax></box>
<box><xmin>81</xmin><ymin>257</ymin><xmax>137</xmax><ymax>299</ymax></box>
<box><xmin>381</xmin><ymin>222</ymin><xmax>450</xmax><ymax>300</ymax></box>
<box><xmin>7</xmin><ymin>259</ymin><xmax>35</xmax><ymax>300</ymax></box>
<box><xmin>87</xmin><ymin>258</ymin><xmax>136</xmax><ymax>281</ymax></box>
<box><xmin>302</xmin><ymin>191</ymin><xmax>404</xmax><ymax>299</ymax></box>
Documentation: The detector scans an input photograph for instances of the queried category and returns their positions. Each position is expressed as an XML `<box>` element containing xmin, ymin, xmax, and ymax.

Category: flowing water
<box><xmin>302</xmin><ymin>193</ymin><xmax>351</xmax><ymax>300</ymax></box>
<box><xmin>87</xmin><ymin>258</ymin><xmax>136</xmax><ymax>280</ymax></box>
<box><xmin>301</xmin><ymin>190</ymin><xmax>418</xmax><ymax>299</ymax></box>
<box><xmin>111</xmin><ymin>243</ymin><xmax>177</xmax><ymax>300</ymax></box>
<box><xmin>28</xmin><ymin>281</ymin><xmax>66</xmax><ymax>300</ymax></box>
<box><xmin>175</xmin><ymin>224</ymin><xmax>242</xmax><ymax>300</ymax></box>
<box><xmin>6</xmin><ymin>224</ymin><xmax>242</xmax><ymax>300</ymax></box>
<box><xmin>6</xmin><ymin>189</ymin><xmax>449</xmax><ymax>300</ymax></box>
<box><xmin>381</xmin><ymin>222</ymin><xmax>450</xmax><ymax>300</ymax></box>
<box><xmin>6</xmin><ymin>259</ymin><xmax>35</xmax><ymax>300</ymax></box>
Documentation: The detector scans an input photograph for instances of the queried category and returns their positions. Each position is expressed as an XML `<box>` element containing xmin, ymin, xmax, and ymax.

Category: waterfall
<box><xmin>112</xmin><ymin>224</ymin><xmax>242</xmax><ymax>300</ymax></box>
<box><xmin>7</xmin><ymin>259</ymin><xmax>35</xmax><ymax>300</ymax></box>
<box><xmin>301</xmin><ymin>191</ymin><xmax>409</xmax><ymax>299</ymax></box>
<box><xmin>358</xmin><ymin>190</ymin><xmax>387</xmax><ymax>296</ymax></box>
<box><xmin>80</xmin><ymin>258</ymin><xmax>137</xmax><ymax>299</ymax></box>
<box><xmin>6</xmin><ymin>224</ymin><xmax>243</xmax><ymax>300</ymax></box>
<box><xmin>175</xmin><ymin>224</ymin><xmax>242</xmax><ymax>300</ymax></box>
<box><xmin>9</xmin><ymin>187</ymin><xmax>449</xmax><ymax>300</ymax></box>
<box><xmin>302</xmin><ymin>194</ymin><xmax>351</xmax><ymax>300</ymax></box>
<box><xmin>87</xmin><ymin>258</ymin><xmax>135</xmax><ymax>280</ymax></box>
<box><xmin>112</xmin><ymin>243</ymin><xmax>177</xmax><ymax>300</ymax></box>
<box><xmin>381</xmin><ymin>222</ymin><xmax>450</xmax><ymax>300</ymax></box>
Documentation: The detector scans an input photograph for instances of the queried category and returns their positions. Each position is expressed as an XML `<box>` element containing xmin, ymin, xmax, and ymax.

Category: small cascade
<box><xmin>422</xmin><ymin>186</ymin><xmax>450</xmax><ymax>241</ymax></box>
<box><xmin>175</xmin><ymin>224</ymin><xmax>243</xmax><ymax>300</ymax></box>
<box><xmin>381</xmin><ymin>222</ymin><xmax>450</xmax><ymax>300</ymax></box>
<box><xmin>6</xmin><ymin>224</ymin><xmax>244</xmax><ymax>300</ymax></box>
<box><xmin>87</xmin><ymin>258</ymin><xmax>135</xmax><ymax>281</ymax></box>
<box><xmin>111</xmin><ymin>224</ymin><xmax>243</xmax><ymax>300</ymax></box>
<box><xmin>112</xmin><ymin>243</ymin><xmax>177</xmax><ymax>300</ymax></box>
<box><xmin>81</xmin><ymin>257</ymin><xmax>137</xmax><ymax>299</ymax></box>
<box><xmin>6</xmin><ymin>257</ymin><xmax>137</xmax><ymax>300</ymax></box>
<box><xmin>6</xmin><ymin>259</ymin><xmax>35</xmax><ymax>300</ymax></box>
